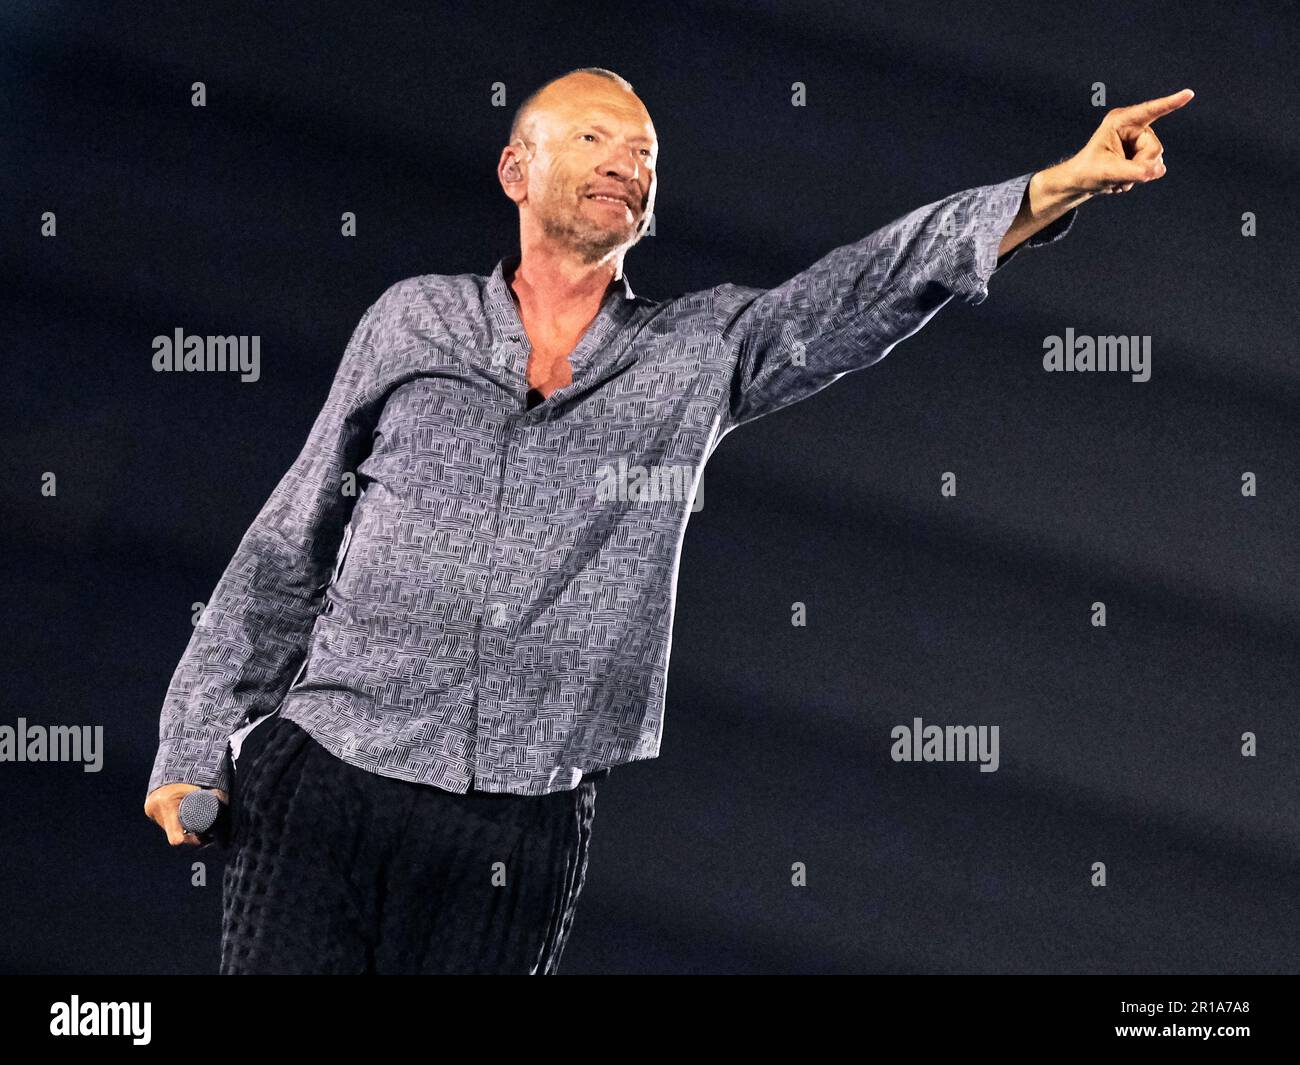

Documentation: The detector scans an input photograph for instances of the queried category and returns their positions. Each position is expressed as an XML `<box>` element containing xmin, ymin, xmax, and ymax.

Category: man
<box><xmin>144</xmin><ymin>67</ymin><xmax>1193</xmax><ymax>974</ymax></box>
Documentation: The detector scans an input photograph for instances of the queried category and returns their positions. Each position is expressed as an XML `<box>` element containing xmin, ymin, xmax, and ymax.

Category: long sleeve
<box><xmin>146</xmin><ymin>286</ymin><xmax>395</xmax><ymax>796</ymax></box>
<box><xmin>711</xmin><ymin>171</ymin><xmax>1076</xmax><ymax>431</ymax></box>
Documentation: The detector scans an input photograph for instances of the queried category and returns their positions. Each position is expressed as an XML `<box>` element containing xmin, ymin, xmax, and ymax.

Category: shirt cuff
<box><xmin>147</xmin><ymin>732</ymin><xmax>233</xmax><ymax>795</ymax></box>
<box><xmin>954</xmin><ymin>170</ymin><xmax>1079</xmax><ymax>306</ymax></box>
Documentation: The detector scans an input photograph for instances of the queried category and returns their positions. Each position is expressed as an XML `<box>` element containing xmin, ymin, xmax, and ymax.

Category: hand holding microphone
<box><xmin>143</xmin><ymin>783</ymin><xmax>231</xmax><ymax>847</ymax></box>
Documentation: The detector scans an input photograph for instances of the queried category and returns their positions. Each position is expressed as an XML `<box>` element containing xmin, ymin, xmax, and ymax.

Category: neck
<box><xmin>507</xmin><ymin>240</ymin><xmax>623</xmax><ymax>326</ymax></box>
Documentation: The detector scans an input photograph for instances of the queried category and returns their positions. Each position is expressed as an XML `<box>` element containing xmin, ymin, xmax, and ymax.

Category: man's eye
<box><xmin>580</xmin><ymin>133</ymin><xmax>597</xmax><ymax>142</ymax></box>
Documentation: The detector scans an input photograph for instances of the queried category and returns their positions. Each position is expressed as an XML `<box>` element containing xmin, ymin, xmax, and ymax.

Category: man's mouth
<box><xmin>585</xmin><ymin>193</ymin><xmax>634</xmax><ymax>210</ymax></box>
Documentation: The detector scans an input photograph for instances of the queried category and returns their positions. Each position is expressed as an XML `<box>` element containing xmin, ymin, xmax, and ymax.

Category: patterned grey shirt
<box><xmin>148</xmin><ymin>171</ymin><xmax>1074</xmax><ymax>797</ymax></box>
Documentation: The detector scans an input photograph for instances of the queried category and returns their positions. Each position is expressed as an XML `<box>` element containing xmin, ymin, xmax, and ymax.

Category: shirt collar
<box><xmin>484</xmin><ymin>252</ymin><xmax>636</xmax><ymax>340</ymax></box>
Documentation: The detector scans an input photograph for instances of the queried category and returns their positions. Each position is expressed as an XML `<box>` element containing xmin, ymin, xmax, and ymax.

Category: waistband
<box><xmin>466</xmin><ymin>766</ymin><xmax>609</xmax><ymax>796</ymax></box>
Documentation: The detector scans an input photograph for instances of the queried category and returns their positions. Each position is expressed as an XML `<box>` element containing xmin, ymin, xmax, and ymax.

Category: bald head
<box><xmin>509</xmin><ymin>67</ymin><xmax>639</xmax><ymax>148</ymax></box>
<box><xmin>499</xmin><ymin>69</ymin><xmax>658</xmax><ymax>263</ymax></box>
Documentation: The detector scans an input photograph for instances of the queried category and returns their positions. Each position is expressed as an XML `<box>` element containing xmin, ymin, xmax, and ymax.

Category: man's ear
<box><xmin>499</xmin><ymin>142</ymin><xmax>530</xmax><ymax>203</ymax></box>
<box><xmin>504</xmin><ymin>139</ymin><xmax>533</xmax><ymax>181</ymax></box>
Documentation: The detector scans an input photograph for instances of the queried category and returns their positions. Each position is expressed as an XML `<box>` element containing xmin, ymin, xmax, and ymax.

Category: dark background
<box><xmin>3</xmin><ymin>0</ymin><xmax>1297</xmax><ymax>974</ymax></box>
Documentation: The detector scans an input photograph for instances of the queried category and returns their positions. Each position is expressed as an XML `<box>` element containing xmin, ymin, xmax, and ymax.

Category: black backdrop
<box><xmin>3</xmin><ymin>0</ymin><xmax>1297</xmax><ymax>975</ymax></box>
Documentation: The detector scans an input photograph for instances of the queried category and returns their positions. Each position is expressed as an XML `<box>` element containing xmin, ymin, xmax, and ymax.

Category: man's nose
<box><xmin>599</xmin><ymin>146</ymin><xmax>641</xmax><ymax>180</ymax></box>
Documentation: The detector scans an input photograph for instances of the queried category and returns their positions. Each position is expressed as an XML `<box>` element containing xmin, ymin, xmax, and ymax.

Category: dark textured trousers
<box><xmin>219</xmin><ymin>714</ymin><xmax>604</xmax><ymax>974</ymax></box>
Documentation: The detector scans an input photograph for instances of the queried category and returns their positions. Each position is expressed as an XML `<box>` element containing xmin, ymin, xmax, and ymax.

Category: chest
<box><xmin>523</xmin><ymin>329</ymin><xmax>586</xmax><ymax>397</ymax></box>
<box><xmin>513</xmin><ymin>288</ymin><xmax>611</xmax><ymax>398</ymax></box>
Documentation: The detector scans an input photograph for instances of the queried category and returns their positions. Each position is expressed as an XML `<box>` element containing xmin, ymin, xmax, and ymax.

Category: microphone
<box><xmin>178</xmin><ymin>789</ymin><xmax>231</xmax><ymax>845</ymax></box>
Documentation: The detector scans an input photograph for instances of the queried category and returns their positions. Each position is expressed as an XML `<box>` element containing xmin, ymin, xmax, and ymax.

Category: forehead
<box><xmin>536</xmin><ymin>79</ymin><xmax>657</xmax><ymax>143</ymax></box>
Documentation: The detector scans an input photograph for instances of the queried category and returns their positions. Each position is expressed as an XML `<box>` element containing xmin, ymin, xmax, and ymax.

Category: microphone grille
<box><xmin>179</xmin><ymin>789</ymin><xmax>221</xmax><ymax>835</ymax></box>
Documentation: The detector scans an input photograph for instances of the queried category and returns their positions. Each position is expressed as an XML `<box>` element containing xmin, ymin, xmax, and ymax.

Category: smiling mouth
<box><xmin>585</xmin><ymin>194</ymin><xmax>633</xmax><ymax>210</ymax></box>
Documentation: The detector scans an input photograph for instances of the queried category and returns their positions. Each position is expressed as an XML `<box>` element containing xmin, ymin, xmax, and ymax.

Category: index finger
<box><xmin>163</xmin><ymin>803</ymin><xmax>198</xmax><ymax>846</ymax></box>
<box><xmin>1115</xmin><ymin>88</ymin><xmax>1195</xmax><ymax>127</ymax></box>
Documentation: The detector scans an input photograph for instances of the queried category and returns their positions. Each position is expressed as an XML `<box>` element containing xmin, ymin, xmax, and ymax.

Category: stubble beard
<box><xmin>538</xmin><ymin>188</ymin><xmax>639</xmax><ymax>264</ymax></box>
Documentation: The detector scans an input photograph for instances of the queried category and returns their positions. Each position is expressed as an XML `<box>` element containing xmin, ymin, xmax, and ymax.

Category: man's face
<box><xmin>516</xmin><ymin>77</ymin><xmax>658</xmax><ymax>262</ymax></box>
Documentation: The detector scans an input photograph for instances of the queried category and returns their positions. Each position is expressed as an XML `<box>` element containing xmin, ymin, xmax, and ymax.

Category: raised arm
<box><xmin>711</xmin><ymin>89</ymin><xmax>1193</xmax><ymax>432</ymax></box>
<box><xmin>711</xmin><ymin>171</ymin><xmax>1074</xmax><ymax>431</ymax></box>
